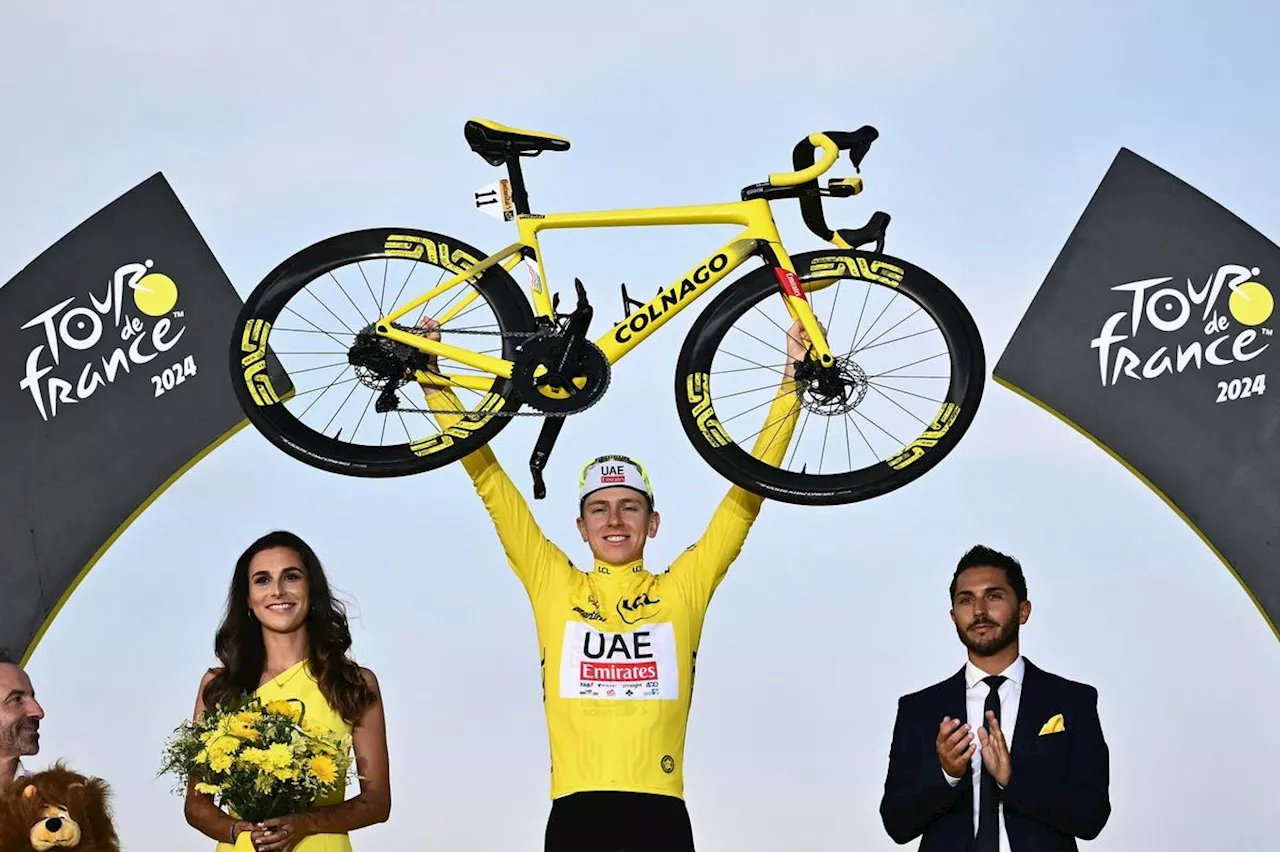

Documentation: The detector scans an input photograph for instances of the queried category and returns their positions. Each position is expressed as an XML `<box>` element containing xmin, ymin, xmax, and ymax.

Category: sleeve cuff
<box><xmin>942</xmin><ymin>769</ymin><xmax>962</xmax><ymax>786</ymax></box>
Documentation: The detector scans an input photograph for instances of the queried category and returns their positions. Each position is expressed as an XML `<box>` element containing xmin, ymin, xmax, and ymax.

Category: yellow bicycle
<box><xmin>230</xmin><ymin>118</ymin><xmax>984</xmax><ymax>504</ymax></box>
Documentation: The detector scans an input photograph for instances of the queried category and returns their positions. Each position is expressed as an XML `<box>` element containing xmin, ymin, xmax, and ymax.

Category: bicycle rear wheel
<box><xmin>674</xmin><ymin>249</ymin><xmax>984</xmax><ymax>505</ymax></box>
<box><xmin>230</xmin><ymin>227</ymin><xmax>536</xmax><ymax>477</ymax></box>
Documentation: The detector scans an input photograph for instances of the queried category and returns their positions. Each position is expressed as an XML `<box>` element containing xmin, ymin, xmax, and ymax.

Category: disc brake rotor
<box><xmin>794</xmin><ymin>355</ymin><xmax>869</xmax><ymax>416</ymax></box>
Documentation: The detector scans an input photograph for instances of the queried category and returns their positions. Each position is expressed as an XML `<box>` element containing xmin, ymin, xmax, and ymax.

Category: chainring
<box><xmin>512</xmin><ymin>335</ymin><xmax>611</xmax><ymax>414</ymax></box>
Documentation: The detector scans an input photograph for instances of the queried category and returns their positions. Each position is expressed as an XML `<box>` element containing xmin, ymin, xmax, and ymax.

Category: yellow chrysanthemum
<box><xmin>265</xmin><ymin>700</ymin><xmax>302</xmax><ymax>722</ymax></box>
<box><xmin>228</xmin><ymin>719</ymin><xmax>259</xmax><ymax>741</ymax></box>
<box><xmin>308</xmin><ymin>755</ymin><xmax>338</xmax><ymax>785</ymax></box>
<box><xmin>194</xmin><ymin>782</ymin><xmax>222</xmax><ymax>795</ymax></box>
<box><xmin>260</xmin><ymin>743</ymin><xmax>294</xmax><ymax>771</ymax></box>
<box><xmin>238</xmin><ymin>746</ymin><xmax>264</xmax><ymax>764</ymax></box>
<box><xmin>209</xmin><ymin>753</ymin><xmax>234</xmax><ymax>773</ymax></box>
<box><xmin>300</xmin><ymin>718</ymin><xmax>327</xmax><ymax>738</ymax></box>
<box><xmin>207</xmin><ymin>735</ymin><xmax>242</xmax><ymax>758</ymax></box>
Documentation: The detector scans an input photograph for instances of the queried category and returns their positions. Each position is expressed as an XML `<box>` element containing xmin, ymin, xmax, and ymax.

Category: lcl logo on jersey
<box><xmin>617</xmin><ymin>591</ymin><xmax>661</xmax><ymax>625</ymax></box>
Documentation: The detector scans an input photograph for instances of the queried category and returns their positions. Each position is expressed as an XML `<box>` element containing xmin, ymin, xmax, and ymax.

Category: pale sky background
<box><xmin>3</xmin><ymin>1</ymin><xmax>1278</xmax><ymax>850</ymax></box>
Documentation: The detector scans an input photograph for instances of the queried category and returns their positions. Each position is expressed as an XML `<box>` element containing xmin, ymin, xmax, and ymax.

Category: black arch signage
<box><xmin>0</xmin><ymin>173</ymin><xmax>292</xmax><ymax>662</ymax></box>
<box><xmin>995</xmin><ymin>147</ymin><xmax>1279</xmax><ymax>641</ymax></box>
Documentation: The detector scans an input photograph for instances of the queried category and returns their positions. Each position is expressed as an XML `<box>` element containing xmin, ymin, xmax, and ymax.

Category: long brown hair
<box><xmin>201</xmin><ymin>530</ymin><xmax>376</xmax><ymax>724</ymax></box>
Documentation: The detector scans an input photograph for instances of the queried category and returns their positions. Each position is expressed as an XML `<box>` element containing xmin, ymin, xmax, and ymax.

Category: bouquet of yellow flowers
<box><xmin>159</xmin><ymin>694</ymin><xmax>354</xmax><ymax>824</ymax></box>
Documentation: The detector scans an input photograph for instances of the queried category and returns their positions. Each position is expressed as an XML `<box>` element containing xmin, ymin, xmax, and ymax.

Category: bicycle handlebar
<box><xmin>769</xmin><ymin>132</ymin><xmax>841</xmax><ymax>186</ymax></box>
<box><xmin>780</xmin><ymin>126</ymin><xmax>882</xmax><ymax>245</ymax></box>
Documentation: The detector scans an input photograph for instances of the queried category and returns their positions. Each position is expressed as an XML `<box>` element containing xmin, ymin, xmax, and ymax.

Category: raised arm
<box><xmin>415</xmin><ymin>319</ymin><xmax>566</xmax><ymax>602</ymax></box>
<box><xmin>668</xmin><ymin>319</ymin><xmax>807</xmax><ymax>605</ymax></box>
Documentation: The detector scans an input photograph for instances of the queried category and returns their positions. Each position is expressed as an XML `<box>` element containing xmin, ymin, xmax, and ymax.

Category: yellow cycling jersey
<box><xmin>428</xmin><ymin>379</ymin><xmax>800</xmax><ymax>799</ymax></box>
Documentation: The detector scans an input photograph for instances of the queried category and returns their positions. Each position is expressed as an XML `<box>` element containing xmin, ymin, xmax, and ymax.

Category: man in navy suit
<box><xmin>879</xmin><ymin>546</ymin><xmax>1110</xmax><ymax>851</ymax></box>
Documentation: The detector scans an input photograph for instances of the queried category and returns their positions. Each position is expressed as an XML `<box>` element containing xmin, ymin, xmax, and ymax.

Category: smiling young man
<box><xmin>879</xmin><ymin>546</ymin><xmax>1111</xmax><ymax>852</ymax></box>
<box><xmin>419</xmin><ymin>319</ymin><xmax>805</xmax><ymax>852</ymax></box>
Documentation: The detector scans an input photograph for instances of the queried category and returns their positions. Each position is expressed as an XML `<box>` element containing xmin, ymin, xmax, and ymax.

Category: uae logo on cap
<box><xmin>599</xmin><ymin>463</ymin><xmax>628</xmax><ymax>483</ymax></box>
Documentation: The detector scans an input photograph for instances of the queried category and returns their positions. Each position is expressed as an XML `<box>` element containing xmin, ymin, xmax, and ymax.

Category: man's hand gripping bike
<box><xmin>229</xmin><ymin>118</ymin><xmax>985</xmax><ymax>505</ymax></box>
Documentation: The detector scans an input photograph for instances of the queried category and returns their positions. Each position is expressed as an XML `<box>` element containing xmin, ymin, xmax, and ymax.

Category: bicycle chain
<box><xmin>384</xmin><ymin>322</ymin><xmax>612</xmax><ymax>418</ymax></box>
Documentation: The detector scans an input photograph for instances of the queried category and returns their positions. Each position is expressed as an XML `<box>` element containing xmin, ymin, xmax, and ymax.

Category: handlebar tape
<box><xmin>793</xmin><ymin>127</ymin><xmax>879</xmax><ymax>241</ymax></box>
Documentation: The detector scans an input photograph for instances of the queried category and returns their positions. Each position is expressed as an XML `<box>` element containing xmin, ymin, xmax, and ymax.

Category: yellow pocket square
<box><xmin>1038</xmin><ymin>713</ymin><xmax>1066</xmax><ymax>735</ymax></box>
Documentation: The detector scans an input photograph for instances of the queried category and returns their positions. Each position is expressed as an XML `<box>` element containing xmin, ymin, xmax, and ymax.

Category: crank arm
<box><xmin>529</xmin><ymin>416</ymin><xmax>567</xmax><ymax>499</ymax></box>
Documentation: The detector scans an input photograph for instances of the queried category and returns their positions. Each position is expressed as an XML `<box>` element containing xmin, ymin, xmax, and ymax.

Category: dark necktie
<box><xmin>976</xmin><ymin>674</ymin><xmax>1007</xmax><ymax>852</ymax></box>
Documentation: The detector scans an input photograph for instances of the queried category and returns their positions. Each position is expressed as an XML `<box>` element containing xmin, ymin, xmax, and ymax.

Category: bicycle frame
<box><xmin>372</xmin><ymin>197</ymin><xmax>837</xmax><ymax>393</ymax></box>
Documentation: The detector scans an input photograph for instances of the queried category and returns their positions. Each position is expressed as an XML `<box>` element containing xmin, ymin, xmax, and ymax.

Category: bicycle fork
<box><xmin>758</xmin><ymin>243</ymin><xmax>837</xmax><ymax>370</ymax></box>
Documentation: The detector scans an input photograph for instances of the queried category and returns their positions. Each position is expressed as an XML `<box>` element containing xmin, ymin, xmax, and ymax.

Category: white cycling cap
<box><xmin>578</xmin><ymin>454</ymin><xmax>654</xmax><ymax>507</ymax></box>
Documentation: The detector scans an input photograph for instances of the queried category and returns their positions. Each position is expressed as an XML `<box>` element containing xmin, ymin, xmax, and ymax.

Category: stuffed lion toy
<box><xmin>0</xmin><ymin>762</ymin><xmax>119</xmax><ymax>852</ymax></box>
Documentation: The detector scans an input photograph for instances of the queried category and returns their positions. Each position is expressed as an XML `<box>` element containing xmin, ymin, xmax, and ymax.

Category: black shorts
<box><xmin>544</xmin><ymin>790</ymin><xmax>695</xmax><ymax>852</ymax></box>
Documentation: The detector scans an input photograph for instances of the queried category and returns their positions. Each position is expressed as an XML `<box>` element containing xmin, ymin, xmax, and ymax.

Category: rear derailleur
<box><xmin>347</xmin><ymin>323</ymin><xmax>433</xmax><ymax>414</ymax></box>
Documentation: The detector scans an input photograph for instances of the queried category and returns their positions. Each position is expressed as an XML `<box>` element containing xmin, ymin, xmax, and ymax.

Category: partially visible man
<box><xmin>0</xmin><ymin>648</ymin><xmax>43</xmax><ymax>786</ymax></box>
<box><xmin>879</xmin><ymin>546</ymin><xmax>1110</xmax><ymax>851</ymax></box>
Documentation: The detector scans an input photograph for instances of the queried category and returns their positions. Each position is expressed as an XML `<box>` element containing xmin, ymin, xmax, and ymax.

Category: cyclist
<box><xmin>416</xmin><ymin>316</ymin><xmax>806</xmax><ymax>852</ymax></box>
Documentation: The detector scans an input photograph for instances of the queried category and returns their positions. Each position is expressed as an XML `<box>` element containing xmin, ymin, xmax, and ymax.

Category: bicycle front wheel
<box><xmin>674</xmin><ymin>249</ymin><xmax>984</xmax><ymax>505</ymax></box>
<box><xmin>230</xmin><ymin>227</ymin><xmax>536</xmax><ymax>477</ymax></box>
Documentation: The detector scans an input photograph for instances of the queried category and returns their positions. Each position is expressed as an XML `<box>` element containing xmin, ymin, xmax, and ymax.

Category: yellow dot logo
<box><xmin>133</xmin><ymin>272</ymin><xmax>179</xmax><ymax>317</ymax></box>
<box><xmin>1228</xmin><ymin>281</ymin><xmax>1273</xmax><ymax>327</ymax></box>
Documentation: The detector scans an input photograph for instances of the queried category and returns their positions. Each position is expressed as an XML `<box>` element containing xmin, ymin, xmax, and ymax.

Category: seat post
<box><xmin>504</xmin><ymin>156</ymin><xmax>532</xmax><ymax>215</ymax></box>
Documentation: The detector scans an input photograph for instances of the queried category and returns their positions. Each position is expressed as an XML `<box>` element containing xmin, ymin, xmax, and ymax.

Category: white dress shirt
<box><xmin>943</xmin><ymin>655</ymin><xmax>1024</xmax><ymax>850</ymax></box>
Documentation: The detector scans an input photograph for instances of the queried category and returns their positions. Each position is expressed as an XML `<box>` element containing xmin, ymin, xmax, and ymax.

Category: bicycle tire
<box><xmin>674</xmin><ymin>249</ymin><xmax>985</xmax><ymax>505</ymax></box>
<box><xmin>230</xmin><ymin>227</ymin><xmax>536</xmax><ymax>477</ymax></box>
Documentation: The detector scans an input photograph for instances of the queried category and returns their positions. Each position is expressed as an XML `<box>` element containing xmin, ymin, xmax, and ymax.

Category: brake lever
<box><xmin>835</xmin><ymin>211</ymin><xmax>892</xmax><ymax>253</ymax></box>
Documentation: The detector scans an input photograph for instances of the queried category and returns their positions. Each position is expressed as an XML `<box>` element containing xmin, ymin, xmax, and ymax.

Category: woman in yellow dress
<box><xmin>183</xmin><ymin>531</ymin><xmax>390</xmax><ymax>851</ymax></box>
